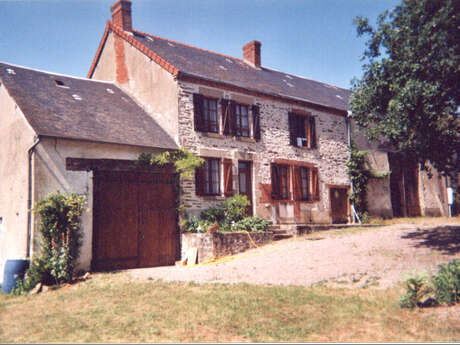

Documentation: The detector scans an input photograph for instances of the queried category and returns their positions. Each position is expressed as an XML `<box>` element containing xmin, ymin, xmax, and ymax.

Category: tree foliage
<box><xmin>350</xmin><ymin>0</ymin><xmax>460</xmax><ymax>178</ymax></box>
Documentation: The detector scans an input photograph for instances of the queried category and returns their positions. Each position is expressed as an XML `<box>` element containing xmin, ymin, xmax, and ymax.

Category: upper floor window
<box><xmin>194</xmin><ymin>93</ymin><xmax>261</xmax><ymax>141</ymax></box>
<box><xmin>193</xmin><ymin>94</ymin><xmax>219</xmax><ymax>133</ymax></box>
<box><xmin>234</xmin><ymin>104</ymin><xmax>249</xmax><ymax>137</ymax></box>
<box><xmin>288</xmin><ymin>112</ymin><xmax>316</xmax><ymax>149</ymax></box>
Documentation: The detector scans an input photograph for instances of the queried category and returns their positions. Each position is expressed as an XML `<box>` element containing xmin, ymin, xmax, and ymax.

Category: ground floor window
<box><xmin>272</xmin><ymin>163</ymin><xmax>319</xmax><ymax>201</ymax></box>
<box><xmin>196</xmin><ymin>157</ymin><xmax>221</xmax><ymax>196</ymax></box>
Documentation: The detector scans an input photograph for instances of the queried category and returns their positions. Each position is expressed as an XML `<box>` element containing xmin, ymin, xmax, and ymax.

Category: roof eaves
<box><xmin>178</xmin><ymin>71</ymin><xmax>349</xmax><ymax>115</ymax></box>
<box><xmin>87</xmin><ymin>22</ymin><xmax>111</xmax><ymax>79</ymax></box>
<box><xmin>109</xmin><ymin>23</ymin><xmax>180</xmax><ymax>76</ymax></box>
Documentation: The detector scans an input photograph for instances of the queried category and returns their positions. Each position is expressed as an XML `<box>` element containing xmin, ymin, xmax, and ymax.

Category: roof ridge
<box><xmin>132</xmin><ymin>29</ymin><xmax>245</xmax><ymax>64</ymax></box>
<box><xmin>109</xmin><ymin>22</ymin><xmax>180</xmax><ymax>76</ymax></box>
<box><xmin>0</xmin><ymin>60</ymin><xmax>116</xmax><ymax>85</ymax></box>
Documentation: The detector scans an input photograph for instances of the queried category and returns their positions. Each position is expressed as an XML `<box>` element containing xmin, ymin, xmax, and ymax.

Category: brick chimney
<box><xmin>243</xmin><ymin>40</ymin><xmax>261</xmax><ymax>68</ymax></box>
<box><xmin>111</xmin><ymin>0</ymin><xmax>132</xmax><ymax>32</ymax></box>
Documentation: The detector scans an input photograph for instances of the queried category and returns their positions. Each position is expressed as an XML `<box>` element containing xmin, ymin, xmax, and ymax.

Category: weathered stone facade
<box><xmin>177</xmin><ymin>81</ymin><xmax>350</xmax><ymax>224</ymax></box>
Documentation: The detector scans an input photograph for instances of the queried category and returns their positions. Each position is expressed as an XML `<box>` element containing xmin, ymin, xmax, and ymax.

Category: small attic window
<box><xmin>285</xmin><ymin>75</ymin><xmax>293</xmax><ymax>79</ymax></box>
<box><xmin>54</xmin><ymin>79</ymin><xmax>69</xmax><ymax>88</ymax></box>
<box><xmin>218</xmin><ymin>65</ymin><xmax>227</xmax><ymax>71</ymax></box>
<box><xmin>167</xmin><ymin>42</ymin><xmax>175</xmax><ymax>47</ymax></box>
<box><xmin>225</xmin><ymin>58</ymin><xmax>233</xmax><ymax>64</ymax></box>
<box><xmin>146</xmin><ymin>36</ymin><xmax>154</xmax><ymax>42</ymax></box>
<box><xmin>106</xmin><ymin>88</ymin><xmax>114</xmax><ymax>94</ymax></box>
<box><xmin>6</xmin><ymin>68</ymin><xmax>16</xmax><ymax>75</ymax></box>
<box><xmin>72</xmin><ymin>94</ymin><xmax>82</xmax><ymax>101</ymax></box>
<box><xmin>336</xmin><ymin>95</ymin><xmax>343</xmax><ymax>100</ymax></box>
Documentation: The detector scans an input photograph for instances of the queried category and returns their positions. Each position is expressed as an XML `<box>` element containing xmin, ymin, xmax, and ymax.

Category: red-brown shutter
<box><xmin>310</xmin><ymin>116</ymin><xmax>317</xmax><ymax>149</ymax></box>
<box><xmin>252</xmin><ymin>105</ymin><xmax>261</xmax><ymax>141</ymax></box>
<box><xmin>271</xmin><ymin>164</ymin><xmax>280</xmax><ymax>199</ymax></box>
<box><xmin>312</xmin><ymin>168</ymin><xmax>320</xmax><ymax>201</ymax></box>
<box><xmin>223</xmin><ymin>159</ymin><xmax>233</xmax><ymax>196</ymax></box>
<box><xmin>222</xmin><ymin>99</ymin><xmax>231</xmax><ymax>135</ymax></box>
<box><xmin>229</xmin><ymin>101</ymin><xmax>237</xmax><ymax>136</ymax></box>
<box><xmin>195</xmin><ymin>161</ymin><xmax>206</xmax><ymax>196</ymax></box>
<box><xmin>292</xmin><ymin>166</ymin><xmax>302</xmax><ymax>200</ymax></box>
<box><xmin>193</xmin><ymin>94</ymin><xmax>204</xmax><ymax>131</ymax></box>
<box><xmin>288</xmin><ymin>112</ymin><xmax>297</xmax><ymax>146</ymax></box>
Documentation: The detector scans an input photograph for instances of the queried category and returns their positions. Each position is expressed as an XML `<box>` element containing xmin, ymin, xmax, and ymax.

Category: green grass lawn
<box><xmin>1</xmin><ymin>272</ymin><xmax>459</xmax><ymax>343</ymax></box>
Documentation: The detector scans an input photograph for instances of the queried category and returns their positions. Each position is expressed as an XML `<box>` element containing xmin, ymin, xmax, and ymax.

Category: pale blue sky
<box><xmin>0</xmin><ymin>0</ymin><xmax>400</xmax><ymax>89</ymax></box>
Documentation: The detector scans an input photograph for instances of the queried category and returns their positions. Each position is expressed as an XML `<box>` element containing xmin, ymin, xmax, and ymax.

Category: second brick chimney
<box><xmin>243</xmin><ymin>40</ymin><xmax>262</xmax><ymax>68</ymax></box>
<box><xmin>111</xmin><ymin>0</ymin><xmax>132</xmax><ymax>32</ymax></box>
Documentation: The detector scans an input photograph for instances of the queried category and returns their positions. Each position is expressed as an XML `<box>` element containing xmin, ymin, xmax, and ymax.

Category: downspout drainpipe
<box><xmin>26</xmin><ymin>136</ymin><xmax>40</xmax><ymax>259</ymax></box>
<box><xmin>347</xmin><ymin>111</ymin><xmax>361</xmax><ymax>224</ymax></box>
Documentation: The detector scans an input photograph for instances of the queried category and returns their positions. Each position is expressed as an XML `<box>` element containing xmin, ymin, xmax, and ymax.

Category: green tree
<box><xmin>350</xmin><ymin>0</ymin><xmax>460</xmax><ymax>178</ymax></box>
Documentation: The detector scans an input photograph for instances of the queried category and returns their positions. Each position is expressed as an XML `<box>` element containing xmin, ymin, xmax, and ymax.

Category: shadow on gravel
<box><xmin>401</xmin><ymin>226</ymin><xmax>460</xmax><ymax>255</ymax></box>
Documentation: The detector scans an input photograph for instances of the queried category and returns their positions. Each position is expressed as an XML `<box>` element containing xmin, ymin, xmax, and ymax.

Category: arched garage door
<box><xmin>92</xmin><ymin>169</ymin><xmax>179</xmax><ymax>271</ymax></box>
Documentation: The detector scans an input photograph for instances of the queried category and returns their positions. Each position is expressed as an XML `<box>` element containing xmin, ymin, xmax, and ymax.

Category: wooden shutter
<box><xmin>309</xmin><ymin>116</ymin><xmax>317</xmax><ymax>149</ymax></box>
<box><xmin>229</xmin><ymin>101</ymin><xmax>237</xmax><ymax>136</ymax></box>
<box><xmin>223</xmin><ymin>159</ymin><xmax>233</xmax><ymax>196</ymax></box>
<box><xmin>195</xmin><ymin>162</ymin><xmax>206</xmax><ymax>196</ymax></box>
<box><xmin>271</xmin><ymin>164</ymin><xmax>280</xmax><ymax>199</ymax></box>
<box><xmin>222</xmin><ymin>99</ymin><xmax>229</xmax><ymax>135</ymax></box>
<box><xmin>252</xmin><ymin>105</ymin><xmax>261</xmax><ymax>141</ymax></box>
<box><xmin>292</xmin><ymin>166</ymin><xmax>302</xmax><ymax>200</ymax></box>
<box><xmin>193</xmin><ymin>94</ymin><xmax>204</xmax><ymax>131</ymax></box>
<box><xmin>288</xmin><ymin>112</ymin><xmax>297</xmax><ymax>146</ymax></box>
<box><xmin>311</xmin><ymin>168</ymin><xmax>320</xmax><ymax>201</ymax></box>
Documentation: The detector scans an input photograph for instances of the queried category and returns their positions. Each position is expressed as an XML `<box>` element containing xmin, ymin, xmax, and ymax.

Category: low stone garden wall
<box><xmin>181</xmin><ymin>231</ymin><xmax>274</xmax><ymax>264</ymax></box>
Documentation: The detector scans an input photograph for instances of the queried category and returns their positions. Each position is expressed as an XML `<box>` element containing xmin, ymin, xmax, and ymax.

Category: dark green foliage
<box><xmin>182</xmin><ymin>195</ymin><xmax>269</xmax><ymax>233</ymax></box>
<box><xmin>13</xmin><ymin>193</ymin><xmax>86</xmax><ymax>295</ymax></box>
<box><xmin>400</xmin><ymin>259</ymin><xmax>460</xmax><ymax>308</ymax></box>
<box><xmin>232</xmin><ymin>216</ymin><xmax>271</xmax><ymax>232</ymax></box>
<box><xmin>351</xmin><ymin>0</ymin><xmax>460</xmax><ymax>178</ymax></box>
<box><xmin>399</xmin><ymin>272</ymin><xmax>433</xmax><ymax>309</ymax></box>
<box><xmin>432</xmin><ymin>259</ymin><xmax>460</xmax><ymax>305</ymax></box>
<box><xmin>137</xmin><ymin>147</ymin><xmax>204</xmax><ymax>179</ymax></box>
<box><xmin>346</xmin><ymin>144</ymin><xmax>390</xmax><ymax>220</ymax></box>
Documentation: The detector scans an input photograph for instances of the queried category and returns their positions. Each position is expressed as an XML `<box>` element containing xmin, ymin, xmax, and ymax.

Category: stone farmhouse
<box><xmin>0</xmin><ymin>0</ymin><xmax>449</xmax><ymax>278</ymax></box>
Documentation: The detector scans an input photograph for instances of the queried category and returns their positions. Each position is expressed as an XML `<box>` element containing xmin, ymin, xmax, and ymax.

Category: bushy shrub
<box><xmin>400</xmin><ymin>259</ymin><xmax>460</xmax><ymax>309</ymax></box>
<box><xmin>232</xmin><ymin>216</ymin><xmax>271</xmax><ymax>232</ymax></box>
<box><xmin>399</xmin><ymin>271</ymin><xmax>433</xmax><ymax>309</ymax></box>
<box><xmin>432</xmin><ymin>259</ymin><xmax>460</xmax><ymax>305</ymax></box>
<box><xmin>181</xmin><ymin>216</ymin><xmax>212</xmax><ymax>233</ymax></box>
<box><xmin>13</xmin><ymin>193</ymin><xmax>86</xmax><ymax>295</ymax></box>
<box><xmin>200</xmin><ymin>206</ymin><xmax>225</xmax><ymax>224</ymax></box>
<box><xmin>220</xmin><ymin>194</ymin><xmax>250</xmax><ymax>224</ymax></box>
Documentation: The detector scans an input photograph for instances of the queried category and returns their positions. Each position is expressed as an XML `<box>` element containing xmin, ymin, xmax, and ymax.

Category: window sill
<box><xmin>292</xmin><ymin>145</ymin><xmax>316</xmax><ymax>150</ymax></box>
<box><xmin>200</xmin><ymin>132</ymin><xmax>225</xmax><ymax>139</ymax></box>
<box><xmin>199</xmin><ymin>195</ymin><xmax>226</xmax><ymax>201</ymax></box>
<box><xmin>234</xmin><ymin>136</ymin><xmax>256</xmax><ymax>143</ymax></box>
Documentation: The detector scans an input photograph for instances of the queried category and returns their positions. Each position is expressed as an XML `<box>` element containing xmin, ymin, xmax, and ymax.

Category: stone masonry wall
<box><xmin>181</xmin><ymin>231</ymin><xmax>274</xmax><ymax>263</ymax></box>
<box><xmin>177</xmin><ymin>81</ymin><xmax>350</xmax><ymax>224</ymax></box>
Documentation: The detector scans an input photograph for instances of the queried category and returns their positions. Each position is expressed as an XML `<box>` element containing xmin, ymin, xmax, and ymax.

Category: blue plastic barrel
<box><xmin>2</xmin><ymin>259</ymin><xmax>29</xmax><ymax>293</ymax></box>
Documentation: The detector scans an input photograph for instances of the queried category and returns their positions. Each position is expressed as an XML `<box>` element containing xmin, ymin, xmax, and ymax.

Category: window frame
<box><xmin>196</xmin><ymin>157</ymin><xmax>221</xmax><ymax>196</ymax></box>
<box><xmin>288</xmin><ymin>112</ymin><xmax>316</xmax><ymax>149</ymax></box>
<box><xmin>201</xmin><ymin>97</ymin><xmax>219</xmax><ymax>133</ymax></box>
<box><xmin>234</xmin><ymin>103</ymin><xmax>250</xmax><ymax>137</ymax></box>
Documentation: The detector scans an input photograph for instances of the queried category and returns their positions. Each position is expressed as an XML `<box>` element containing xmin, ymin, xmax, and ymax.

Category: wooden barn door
<box><xmin>330</xmin><ymin>187</ymin><xmax>349</xmax><ymax>224</ymax></box>
<box><xmin>92</xmin><ymin>170</ymin><xmax>178</xmax><ymax>271</ymax></box>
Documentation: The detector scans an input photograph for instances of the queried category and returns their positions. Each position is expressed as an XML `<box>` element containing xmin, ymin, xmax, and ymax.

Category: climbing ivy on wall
<box><xmin>346</xmin><ymin>144</ymin><xmax>390</xmax><ymax>221</ymax></box>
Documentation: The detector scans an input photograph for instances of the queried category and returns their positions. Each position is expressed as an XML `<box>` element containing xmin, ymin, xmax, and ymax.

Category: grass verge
<box><xmin>0</xmin><ymin>272</ymin><xmax>459</xmax><ymax>343</ymax></box>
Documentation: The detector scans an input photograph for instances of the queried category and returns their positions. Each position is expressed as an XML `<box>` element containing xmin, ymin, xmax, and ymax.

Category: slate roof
<box><xmin>0</xmin><ymin>62</ymin><xmax>177</xmax><ymax>149</ymax></box>
<box><xmin>130</xmin><ymin>30</ymin><xmax>351</xmax><ymax>112</ymax></box>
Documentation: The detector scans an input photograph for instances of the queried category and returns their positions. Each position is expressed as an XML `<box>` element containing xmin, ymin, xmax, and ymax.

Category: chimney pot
<box><xmin>111</xmin><ymin>0</ymin><xmax>132</xmax><ymax>32</ymax></box>
<box><xmin>243</xmin><ymin>40</ymin><xmax>262</xmax><ymax>68</ymax></box>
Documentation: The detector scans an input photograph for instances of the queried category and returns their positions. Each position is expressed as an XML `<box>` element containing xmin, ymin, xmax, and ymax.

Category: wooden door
<box><xmin>92</xmin><ymin>170</ymin><xmax>177</xmax><ymax>271</ymax></box>
<box><xmin>330</xmin><ymin>187</ymin><xmax>348</xmax><ymax>224</ymax></box>
<box><xmin>238</xmin><ymin>161</ymin><xmax>252</xmax><ymax>215</ymax></box>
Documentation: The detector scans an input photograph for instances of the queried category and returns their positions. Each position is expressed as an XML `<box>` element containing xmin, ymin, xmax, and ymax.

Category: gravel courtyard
<box><xmin>130</xmin><ymin>223</ymin><xmax>460</xmax><ymax>289</ymax></box>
